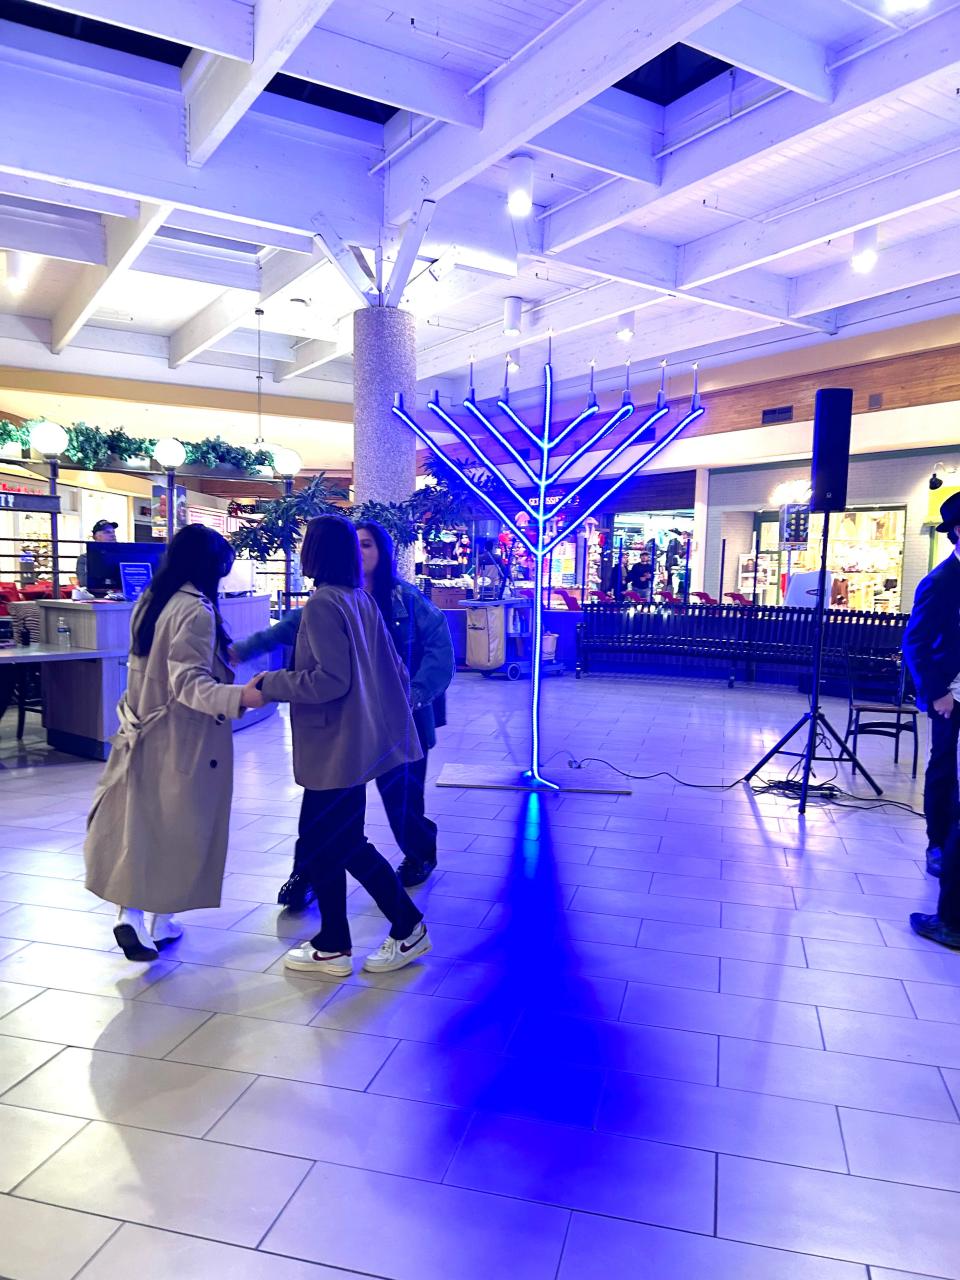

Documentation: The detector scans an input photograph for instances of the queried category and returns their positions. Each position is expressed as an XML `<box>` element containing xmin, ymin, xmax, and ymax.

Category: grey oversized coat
<box><xmin>259</xmin><ymin>584</ymin><xmax>422</xmax><ymax>791</ymax></box>
<box><xmin>84</xmin><ymin>586</ymin><xmax>246</xmax><ymax>913</ymax></box>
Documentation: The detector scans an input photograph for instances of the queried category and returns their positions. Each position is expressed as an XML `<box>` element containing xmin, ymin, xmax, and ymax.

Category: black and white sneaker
<box><xmin>363</xmin><ymin>923</ymin><xmax>431</xmax><ymax>973</ymax></box>
<box><xmin>398</xmin><ymin>857</ymin><xmax>437</xmax><ymax>888</ymax></box>
<box><xmin>114</xmin><ymin>908</ymin><xmax>159</xmax><ymax>962</ymax></box>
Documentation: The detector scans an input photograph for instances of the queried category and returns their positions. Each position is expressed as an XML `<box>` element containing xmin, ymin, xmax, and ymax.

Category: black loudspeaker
<box><xmin>810</xmin><ymin>387</ymin><xmax>853</xmax><ymax>513</ymax></box>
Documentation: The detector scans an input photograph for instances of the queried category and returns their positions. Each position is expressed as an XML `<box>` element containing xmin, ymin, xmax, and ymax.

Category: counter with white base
<box><xmin>28</xmin><ymin>595</ymin><xmax>277</xmax><ymax>759</ymax></box>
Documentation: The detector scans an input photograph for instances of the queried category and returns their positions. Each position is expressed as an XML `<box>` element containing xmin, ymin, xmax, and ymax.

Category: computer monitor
<box><xmin>86</xmin><ymin>541</ymin><xmax>166</xmax><ymax>600</ymax></box>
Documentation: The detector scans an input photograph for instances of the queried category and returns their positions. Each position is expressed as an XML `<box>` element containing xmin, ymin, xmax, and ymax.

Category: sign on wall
<box><xmin>0</xmin><ymin>492</ymin><xmax>61</xmax><ymax>514</ymax></box>
<box><xmin>779</xmin><ymin>503</ymin><xmax>810</xmax><ymax>549</ymax></box>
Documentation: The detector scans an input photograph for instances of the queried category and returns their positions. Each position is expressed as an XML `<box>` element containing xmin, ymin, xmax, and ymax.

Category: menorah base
<box><xmin>435</xmin><ymin>763</ymin><xmax>631</xmax><ymax>795</ymax></box>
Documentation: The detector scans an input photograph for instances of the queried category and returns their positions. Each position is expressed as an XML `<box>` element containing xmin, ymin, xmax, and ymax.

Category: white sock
<box><xmin>152</xmin><ymin>912</ymin><xmax>174</xmax><ymax>934</ymax></box>
<box><xmin>118</xmin><ymin>906</ymin><xmax>145</xmax><ymax>930</ymax></box>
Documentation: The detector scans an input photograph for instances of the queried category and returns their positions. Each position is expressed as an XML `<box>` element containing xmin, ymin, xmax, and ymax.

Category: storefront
<box><xmin>612</xmin><ymin>509</ymin><xmax>695</xmax><ymax>602</ymax></box>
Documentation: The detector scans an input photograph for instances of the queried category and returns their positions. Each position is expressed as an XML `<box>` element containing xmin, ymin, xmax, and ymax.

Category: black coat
<box><xmin>903</xmin><ymin>552</ymin><xmax>960</xmax><ymax>711</ymax></box>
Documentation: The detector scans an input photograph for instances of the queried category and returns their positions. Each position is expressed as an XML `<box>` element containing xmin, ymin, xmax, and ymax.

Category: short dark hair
<box><xmin>300</xmin><ymin>514</ymin><xmax>362</xmax><ymax>587</ymax></box>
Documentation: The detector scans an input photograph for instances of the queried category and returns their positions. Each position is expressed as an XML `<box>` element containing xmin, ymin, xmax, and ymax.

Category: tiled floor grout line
<box><xmin>7</xmin><ymin>1117</ymin><xmax>95</xmax><ymax>1195</ymax></box>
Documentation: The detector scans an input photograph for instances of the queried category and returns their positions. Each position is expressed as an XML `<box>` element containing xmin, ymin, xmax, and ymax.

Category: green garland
<box><xmin>184</xmin><ymin>436</ymin><xmax>274</xmax><ymax>472</ymax></box>
<box><xmin>0</xmin><ymin>419</ymin><xmax>29</xmax><ymax>455</ymax></box>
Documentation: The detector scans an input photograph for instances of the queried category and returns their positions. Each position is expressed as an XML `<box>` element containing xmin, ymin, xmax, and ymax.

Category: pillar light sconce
<box><xmin>269</xmin><ymin>446</ymin><xmax>302</xmax><ymax>478</ymax></box>
<box><xmin>503</xmin><ymin>296</ymin><xmax>523</xmax><ymax>336</ymax></box>
<box><xmin>152</xmin><ymin>438</ymin><xmax>186</xmax><ymax>544</ymax></box>
<box><xmin>506</xmin><ymin>153</ymin><xmax>534</xmax><ymax>219</ymax></box>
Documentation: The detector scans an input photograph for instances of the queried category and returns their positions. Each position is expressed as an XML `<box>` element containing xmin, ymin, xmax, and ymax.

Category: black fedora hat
<box><xmin>936</xmin><ymin>491</ymin><xmax>960</xmax><ymax>533</ymax></box>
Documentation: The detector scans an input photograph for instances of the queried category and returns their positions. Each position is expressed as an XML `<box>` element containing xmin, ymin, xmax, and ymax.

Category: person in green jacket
<box><xmin>233</xmin><ymin>519</ymin><xmax>455</xmax><ymax>909</ymax></box>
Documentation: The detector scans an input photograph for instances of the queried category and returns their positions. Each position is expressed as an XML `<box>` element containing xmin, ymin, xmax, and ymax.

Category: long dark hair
<box><xmin>356</xmin><ymin>519</ymin><xmax>397</xmax><ymax>625</ymax></box>
<box><xmin>300</xmin><ymin>514</ymin><xmax>362</xmax><ymax>587</ymax></box>
<box><xmin>133</xmin><ymin>524</ymin><xmax>234</xmax><ymax>659</ymax></box>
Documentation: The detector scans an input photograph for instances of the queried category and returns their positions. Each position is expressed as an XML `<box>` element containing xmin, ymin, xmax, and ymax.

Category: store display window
<box><xmin>612</xmin><ymin>510</ymin><xmax>694</xmax><ymax>602</ymax></box>
<box><xmin>746</xmin><ymin>506</ymin><xmax>906</xmax><ymax>612</ymax></box>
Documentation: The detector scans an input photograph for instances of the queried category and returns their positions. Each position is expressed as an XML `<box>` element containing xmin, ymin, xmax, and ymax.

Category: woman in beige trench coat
<box><xmin>85</xmin><ymin>525</ymin><xmax>263</xmax><ymax>962</ymax></box>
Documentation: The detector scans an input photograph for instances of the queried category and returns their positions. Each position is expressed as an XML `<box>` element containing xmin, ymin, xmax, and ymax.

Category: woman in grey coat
<box><xmin>84</xmin><ymin>525</ymin><xmax>264</xmax><ymax>961</ymax></box>
<box><xmin>254</xmin><ymin>515</ymin><xmax>432</xmax><ymax>978</ymax></box>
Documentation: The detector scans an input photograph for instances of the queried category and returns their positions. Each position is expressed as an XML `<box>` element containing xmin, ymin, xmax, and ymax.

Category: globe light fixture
<box><xmin>506</xmin><ymin>153</ymin><xmax>534</xmax><ymax>219</ymax></box>
<box><xmin>269</xmin><ymin>445</ymin><xmax>302</xmax><ymax>477</ymax></box>
<box><xmin>152</xmin><ymin>437</ymin><xmax>187</xmax><ymax>469</ymax></box>
<box><xmin>29</xmin><ymin>419</ymin><xmax>68</xmax><ymax>458</ymax></box>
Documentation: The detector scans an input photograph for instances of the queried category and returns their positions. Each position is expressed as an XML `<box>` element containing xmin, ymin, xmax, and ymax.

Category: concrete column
<box><xmin>690</xmin><ymin>467</ymin><xmax>709</xmax><ymax>594</ymax></box>
<box><xmin>352</xmin><ymin>306</ymin><xmax>417</xmax><ymax>506</ymax></box>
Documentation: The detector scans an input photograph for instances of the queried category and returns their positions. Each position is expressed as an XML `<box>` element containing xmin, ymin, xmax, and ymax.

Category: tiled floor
<box><xmin>0</xmin><ymin>671</ymin><xmax>955</xmax><ymax>1280</ymax></box>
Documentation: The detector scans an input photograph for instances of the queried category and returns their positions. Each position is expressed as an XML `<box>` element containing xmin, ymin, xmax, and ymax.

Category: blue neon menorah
<box><xmin>393</xmin><ymin>363</ymin><xmax>704</xmax><ymax>789</ymax></box>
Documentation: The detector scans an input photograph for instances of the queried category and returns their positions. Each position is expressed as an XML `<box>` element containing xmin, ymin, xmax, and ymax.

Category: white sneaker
<box><xmin>150</xmin><ymin>913</ymin><xmax>183</xmax><ymax>949</ymax></box>
<box><xmin>284</xmin><ymin>944</ymin><xmax>353</xmax><ymax>977</ymax></box>
<box><xmin>114</xmin><ymin>908</ymin><xmax>159</xmax><ymax>963</ymax></box>
<box><xmin>363</xmin><ymin>923</ymin><xmax>431</xmax><ymax>973</ymax></box>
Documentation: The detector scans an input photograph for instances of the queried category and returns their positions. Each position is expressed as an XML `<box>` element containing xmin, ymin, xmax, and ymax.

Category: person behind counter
<box><xmin>252</xmin><ymin>515</ymin><xmax>431</xmax><ymax>977</ymax></box>
<box><xmin>75</xmin><ymin>518</ymin><xmax>118</xmax><ymax>589</ymax></box>
<box><xmin>84</xmin><ymin>524</ymin><xmax>264</xmax><ymax>962</ymax></box>
<box><xmin>232</xmin><ymin>518</ymin><xmax>455</xmax><ymax>907</ymax></box>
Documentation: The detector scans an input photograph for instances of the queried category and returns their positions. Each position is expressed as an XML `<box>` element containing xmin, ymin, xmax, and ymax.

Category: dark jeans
<box><xmin>375</xmin><ymin>752</ymin><xmax>437</xmax><ymax>866</ymax></box>
<box><xmin>295</xmin><ymin>785</ymin><xmax>422</xmax><ymax>954</ymax></box>
<box><xmin>924</xmin><ymin>707</ymin><xmax>960</xmax><ymax>849</ymax></box>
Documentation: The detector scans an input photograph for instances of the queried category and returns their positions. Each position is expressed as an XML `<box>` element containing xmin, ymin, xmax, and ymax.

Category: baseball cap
<box><xmin>91</xmin><ymin>519</ymin><xmax>119</xmax><ymax>535</ymax></box>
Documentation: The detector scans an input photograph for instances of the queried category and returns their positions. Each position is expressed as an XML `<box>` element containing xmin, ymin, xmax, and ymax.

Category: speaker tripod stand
<box><xmin>744</xmin><ymin>510</ymin><xmax>884</xmax><ymax>814</ymax></box>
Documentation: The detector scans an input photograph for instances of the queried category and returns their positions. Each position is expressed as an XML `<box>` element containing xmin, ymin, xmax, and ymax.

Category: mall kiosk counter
<box><xmin>26</xmin><ymin>595</ymin><xmax>277</xmax><ymax>759</ymax></box>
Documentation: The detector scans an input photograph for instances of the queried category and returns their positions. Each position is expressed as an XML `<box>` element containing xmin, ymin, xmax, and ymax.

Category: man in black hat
<box><xmin>75</xmin><ymin>519</ymin><xmax>118</xmax><ymax>589</ymax></box>
<box><xmin>905</xmin><ymin>491</ymin><xmax>960</xmax><ymax>947</ymax></box>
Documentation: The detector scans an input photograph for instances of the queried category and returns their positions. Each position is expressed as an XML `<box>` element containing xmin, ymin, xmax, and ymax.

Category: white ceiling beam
<box><xmin>791</xmin><ymin>228</ymin><xmax>960</xmax><ymax>316</ymax></box>
<box><xmin>385</xmin><ymin>0</ymin><xmax>743</xmax><ymax>223</ymax></box>
<box><xmin>543</xmin><ymin>5</ymin><xmax>960</xmax><ymax>251</ymax></box>
<box><xmin>0</xmin><ymin>175</ymin><xmax>139</xmax><ymax>218</ymax></box>
<box><xmin>183</xmin><ymin>1</ymin><xmax>337</xmax><ymax>165</ymax></box>
<box><xmin>24</xmin><ymin>0</ymin><xmax>254</xmax><ymax>60</ymax></box>
<box><xmin>137</xmin><ymin>241</ymin><xmax>261</xmax><ymax>291</ymax></box>
<box><xmin>384</xmin><ymin>201</ymin><xmax>437</xmax><ymax>308</ymax></box>
<box><xmin>276</xmin><ymin>319</ymin><xmax>352</xmax><ymax>381</ymax></box>
<box><xmin>312</xmin><ymin>213</ymin><xmax>376</xmax><ymax>306</ymax></box>
<box><xmin>401</xmin><ymin>252</ymin><xmax>518</xmax><ymax>318</ymax></box>
<box><xmin>685</xmin><ymin>7</ymin><xmax>833</xmax><ymax>102</ymax></box>
<box><xmin>551</xmin><ymin>228</ymin><xmax>832</xmax><ymax>331</ymax></box>
<box><xmin>51</xmin><ymin>201</ymin><xmax>172</xmax><ymax>352</ymax></box>
<box><xmin>0</xmin><ymin>204</ymin><xmax>104</xmax><ymax>264</ymax></box>
<box><xmin>681</xmin><ymin>142</ymin><xmax>960</xmax><ymax>287</ymax></box>
<box><xmin>284</xmin><ymin>29</ymin><xmax>483</xmax><ymax>128</ymax></box>
<box><xmin>0</xmin><ymin>29</ymin><xmax>382</xmax><ymax>244</ymax></box>
<box><xmin>162</xmin><ymin>209</ymin><xmax>314</xmax><ymax>254</ymax></box>
<box><xmin>417</xmin><ymin>282</ymin><xmax>666</xmax><ymax>380</ymax></box>
<box><xmin>531</xmin><ymin>89</ymin><xmax>662</xmax><ymax>184</ymax></box>
<box><xmin>168</xmin><ymin>243</ymin><xmax>333</xmax><ymax>366</ymax></box>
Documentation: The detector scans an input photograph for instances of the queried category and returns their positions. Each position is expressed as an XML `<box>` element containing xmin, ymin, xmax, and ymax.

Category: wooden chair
<box><xmin>845</xmin><ymin>655</ymin><xmax>920</xmax><ymax>778</ymax></box>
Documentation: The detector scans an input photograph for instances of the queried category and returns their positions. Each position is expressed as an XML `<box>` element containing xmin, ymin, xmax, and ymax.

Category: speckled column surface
<box><xmin>353</xmin><ymin>306</ymin><xmax>417</xmax><ymax>506</ymax></box>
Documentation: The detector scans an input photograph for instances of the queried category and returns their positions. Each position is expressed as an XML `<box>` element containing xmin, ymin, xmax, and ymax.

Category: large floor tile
<box><xmin>208</xmin><ymin>1075</ymin><xmax>471</xmax><ymax>1179</ymax></box>
<box><xmin>720</xmin><ymin>958</ymin><xmax>915</xmax><ymax>1016</ymax></box>
<box><xmin>0</xmin><ymin>942</ymin><xmax>175</xmax><ymax>999</ymax></box>
<box><xmin>0</xmin><ymin>903</ymin><xmax>118</xmax><ymax>951</ymax></box>
<box><xmin>0</xmin><ymin>1194</ymin><xmax>118</xmax><ymax>1280</ymax></box>
<box><xmin>263</xmin><ymin>1160</ymin><xmax>569</xmax><ymax>1280</ymax></box>
<box><xmin>0</xmin><ymin>989</ymin><xmax>212</xmax><ymax>1056</ymax></box>
<box><xmin>819</xmin><ymin>1007</ymin><xmax>960</xmax><ymax>1069</ymax></box>
<box><xmin>568</xmin><ymin>885</ymin><xmax>722</xmax><ymax>927</ymax></box>
<box><xmin>310</xmin><ymin>984</ymin><xmax>517</xmax><ymax>1052</ymax></box>
<box><xmin>445</xmin><ymin>1111</ymin><xmax>715</xmax><ymax>1231</ymax></box>
<box><xmin>903</xmin><ymin>980</ymin><xmax>960</xmax><ymax>1024</ymax></box>
<box><xmin>368</xmin><ymin>1037</ymin><xmax>606</xmax><ymax>1127</ymax></box>
<box><xmin>598</xmin><ymin>1071</ymin><xmax>846</xmax><ymax>1169</ymax></box>
<box><xmin>4</xmin><ymin>1046</ymin><xmax>254</xmax><ymax>1136</ymax></box>
<box><xmin>840</xmin><ymin>1107</ymin><xmax>960</xmax><ymax>1192</ymax></box>
<box><xmin>75</xmin><ymin>1223</ymin><xmax>364</xmax><ymax>1280</ymax></box>
<box><xmin>0</xmin><ymin>873</ymin><xmax>101</xmax><ymax>910</ymax></box>
<box><xmin>556</xmin><ymin>1211</ymin><xmax>868</xmax><ymax>1280</ymax></box>
<box><xmin>718</xmin><ymin>1038</ymin><xmax>956</xmax><ymax>1121</ymax></box>
<box><xmin>717</xmin><ymin>1153</ymin><xmax>960</xmax><ymax>1276</ymax></box>
<box><xmin>720</xmin><ymin>903</ymin><xmax>884</xmax><ymax>944</ymax></box>
<box><xmin>0</xmin><ymin>1034</ymin><xmax>62</xmax><ymax>1093</ymax></box>
<box><xmin>166</xmin><ymin>1011</ymin><xmax>396</xmax><ymax>1089</ymax></box>
<box><xmin>0</xmin><ymin>1103</ymin><xmax>87</xmax><ymax>1190</ymax></box>
<box><xmin>157</xmin><ymin>926</ymin><xmax>290</xmax><ymax>973</ymax></box>
<box><xmin>0</xmin><ymin>978</ymin><xmax>42</xmax><ymax>1017</ymax></box>
<box><xmin>620</xmin><ymin>980</ymin><xmax>822</xmax><ymax>1047</ymax></box>
<box><xmin>805</xmin><ymin>939</ymin><xmax>960</xmax><ymax>986</ymax></box>
<box><xmin>15</xmin><ymin>1121</ymin><xmax>310</xmax><ymax>1247</ymax></box>
<box><xmin>137</xmin><ymin>962</ymin><xmax>339</xmax><ymax>1024</ymax></box>
<box><xmin>638</xmin><ymin>918</ymin><xmax>807</xmax><ymax>966</ymax></box>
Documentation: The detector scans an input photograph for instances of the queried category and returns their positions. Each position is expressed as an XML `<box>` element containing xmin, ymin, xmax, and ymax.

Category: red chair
<box><xmin>659</xmin><ymin>589</ymin><xmax>684</xmax><ymax>606</ymax></box>
<box><xmin>725</xmin><ymin>592</ymin><xmax>755</xmax><ymax>607</ymax></box>
<box><xmin>691</xmin><ymin>591</ymin><xmax>718</xmax><ymax>605</ymax></box>
<box><xmin>557</xmin><ymin>589</ymin><xmax>582</xmax><ymax>611</ymax></box>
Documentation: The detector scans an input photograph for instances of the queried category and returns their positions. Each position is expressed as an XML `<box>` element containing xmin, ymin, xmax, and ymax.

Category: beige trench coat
<box><xmin>260</xmin><ymin>585</ymin><xmax>422</xmax><ymax>791</ymax></box>
<box><xmin>84</xmin><ymin>586</ymin><xmax>245</xmax><ymax>913</ymax></box>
